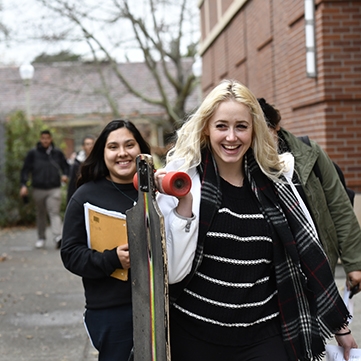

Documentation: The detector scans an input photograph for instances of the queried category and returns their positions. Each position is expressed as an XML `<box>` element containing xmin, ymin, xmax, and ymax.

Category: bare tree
<box><xmin>0</xmin><ymin>3</ymin><xmax>9</xmax><ymax>40</ymax></box>
<box><xmin>22</xmin><ymin>0</ymin><xmax>200</xmax><ymax>130</ymax></box>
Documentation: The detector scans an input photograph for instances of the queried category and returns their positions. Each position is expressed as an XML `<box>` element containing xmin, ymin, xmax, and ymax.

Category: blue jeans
<box><xmin>84</xmin><ymin>304</ymin><xmax>133</xmax><ymax>361</ymax></box>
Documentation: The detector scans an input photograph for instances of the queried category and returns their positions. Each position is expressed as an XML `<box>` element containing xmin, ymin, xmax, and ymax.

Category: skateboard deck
<box><xmin>126</xmin><ymin>154</ymin><xmax>171</xmax><ymax>361</ymax></box>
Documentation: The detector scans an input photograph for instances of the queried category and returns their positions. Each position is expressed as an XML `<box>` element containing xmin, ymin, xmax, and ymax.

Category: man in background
<box><xmin>20</xmin><ymin>130</ymin><xmax>69</xmax><ymax>249</ymax></box>
<box><xmin>66</xmin><ymin>135</ymin><xmax>95</xmax><ymax>203</ymax></box>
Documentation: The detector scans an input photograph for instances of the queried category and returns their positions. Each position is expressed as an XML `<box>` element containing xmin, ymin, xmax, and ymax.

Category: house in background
<box><xmin>197</xmin><ymin>0</ymin><xmax>361</xmax><ymax>193</ymax></box>
<box><xmin>0</xmin><ymin>60</ymin><xmax>199</xmax><ymax>159</ymax></box>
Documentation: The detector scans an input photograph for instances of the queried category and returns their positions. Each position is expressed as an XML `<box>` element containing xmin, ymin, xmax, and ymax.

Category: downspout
<box><xmin>304</xmin><ymin>0</ymin><xmax>317</xmax><ymax>78</ymax></box>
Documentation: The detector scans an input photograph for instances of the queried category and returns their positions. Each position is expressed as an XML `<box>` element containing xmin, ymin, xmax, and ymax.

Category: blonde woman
<box><xmin>155</xmin><ymin>80</ymin><xmax>356</xmax><ymax>361</ymax></box>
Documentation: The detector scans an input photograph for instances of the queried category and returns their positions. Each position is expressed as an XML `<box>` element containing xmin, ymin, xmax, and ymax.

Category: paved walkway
<box><xmin>0</xmin><ymin>226</ymin><xmax>98</xmax><ymax>361</ymax></box>
<box><xmin>0</xmin><ymin>226</ymin><xmax>360</xmax><ymax>360</ymax></box>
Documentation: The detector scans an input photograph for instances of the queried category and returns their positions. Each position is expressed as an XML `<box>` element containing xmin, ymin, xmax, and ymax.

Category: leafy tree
<box><xmin>34</xmin><ymin>50</ymin><xmax>82</xmax><ymax>63</ymax></box>
<box><xmin>0</xmin><ymin>3</ymin><xmax>9</xmax><ymax>40</ymax></box>
<box><xmin>0</xmin><ymin>112</ymin><xmax>41</xmax><ymax>226</ymax></box>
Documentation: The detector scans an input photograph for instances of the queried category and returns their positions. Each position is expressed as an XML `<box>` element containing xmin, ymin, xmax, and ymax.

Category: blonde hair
<box><xmin>167</xmin><ymin>79</ymin><xmax>285</xmax><ymax>179</ymax></box>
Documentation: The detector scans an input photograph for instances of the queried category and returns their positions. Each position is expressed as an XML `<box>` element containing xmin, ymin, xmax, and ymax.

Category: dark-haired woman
<box><xmin>61</xmin><ymin>120</ymin><xmax>151</xmax><ymax>361</ymax></box>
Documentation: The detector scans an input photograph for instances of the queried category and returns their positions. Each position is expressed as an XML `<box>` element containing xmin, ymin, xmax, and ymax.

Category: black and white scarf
<box><xmin>170</xmin><ymin>148</ymin><xmax>350</xmax><ymax>361</ymax></box>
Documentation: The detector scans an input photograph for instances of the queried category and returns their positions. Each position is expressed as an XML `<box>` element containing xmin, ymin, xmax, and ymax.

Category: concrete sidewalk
<box><xmin>0</xmin><ymin>226</ymin><xmax>360</xmax><ymax>360</ymax></box>
<box><xmin>0</xmin><ymin>226</ymin><xmax>98</xmax><ymax>361</ymax></box>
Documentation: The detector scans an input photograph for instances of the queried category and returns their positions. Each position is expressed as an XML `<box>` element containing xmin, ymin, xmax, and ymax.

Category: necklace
<box><xmin>110</xmin><ymin>179</ymin><xmax>138</xmax><ymax>206</ymax></box>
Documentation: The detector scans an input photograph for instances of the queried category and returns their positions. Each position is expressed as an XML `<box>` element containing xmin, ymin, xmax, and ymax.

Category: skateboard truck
<box><xmin>137</xmin><ymin>158</ymin><xmax>152</xmax><ymax>193</ymax></box>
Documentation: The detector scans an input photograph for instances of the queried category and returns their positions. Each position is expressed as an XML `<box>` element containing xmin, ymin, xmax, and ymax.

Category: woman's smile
<box><xmin>206</xmin><ymin>100</ymin><xmax>253</xmax><ymax>172</ymax></box>
<box><xmin>104</xmin><ymin>127</ymin><xmax>141</xmax><ymax>183</ymax></box>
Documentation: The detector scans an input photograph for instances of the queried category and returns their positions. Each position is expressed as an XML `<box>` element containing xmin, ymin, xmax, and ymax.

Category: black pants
<box><xmin>84</xmin><ymin>304</ymin><xmax>133</xmax><ymax>361</ymax></box>
<box><xmin>170</xmin><ymin>320</ymin><xmax>290</xmax><ymax>361</ymax></box>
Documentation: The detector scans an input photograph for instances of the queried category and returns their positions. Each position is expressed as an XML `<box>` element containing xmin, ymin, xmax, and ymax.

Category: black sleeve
<box><xmin>20</xmin><ymin>150</ymin><xmax>34</xmax><ymax>186</ymax></box>
<box><xmin>60</xmin><ymin>197</ymin><xmax>123</xmax><ymax>279</ymax></box>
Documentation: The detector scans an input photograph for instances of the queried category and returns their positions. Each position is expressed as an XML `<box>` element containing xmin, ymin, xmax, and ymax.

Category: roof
<box><xmin>0</xmin><ymin>60</ymin><xmax>199</xmax><ymax>124</ymax></box>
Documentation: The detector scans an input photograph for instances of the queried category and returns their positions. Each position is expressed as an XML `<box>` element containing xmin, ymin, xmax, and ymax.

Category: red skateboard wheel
<box><xmin>133</xmin><ymin>171</ymin><xmax>191</xmax><ymax>197</ymax></box>
<box><xmin>162</xmin><ymin>172</ymin><xmax>191</xmax><ymax>197</ymax></box>
<box><xmin>133</xmin><ymin>173</ymin><xmax>139</xmax><ymax>190</ymax></box>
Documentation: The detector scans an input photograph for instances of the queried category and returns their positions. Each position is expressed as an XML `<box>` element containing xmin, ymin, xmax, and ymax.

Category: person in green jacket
<box><xmin>258</xmin><ymin>98</ymin><xmax>361</xmax><ymax>296</ymax></box>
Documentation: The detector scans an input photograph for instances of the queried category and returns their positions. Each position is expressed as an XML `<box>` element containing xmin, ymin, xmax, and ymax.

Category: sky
<box><xmin>0</xmin><ymin>0</ymin><xmax>130</xmax><ymax>65</ymax></box>
<box><xmin>0</xmin><ymin>0</ymin><xmax>200</xmax><ymax>66</ymax></box>
<box><xmin>0</xmin><ymin>0</ymin><xmax>52</xmax><ymax>65</ymax></box>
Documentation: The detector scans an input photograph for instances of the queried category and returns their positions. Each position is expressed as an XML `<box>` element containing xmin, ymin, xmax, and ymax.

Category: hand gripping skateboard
<box><xmin>126</xmin><ymin>154</ymin><xmax>191</xmax><ymax>361</ymax></box>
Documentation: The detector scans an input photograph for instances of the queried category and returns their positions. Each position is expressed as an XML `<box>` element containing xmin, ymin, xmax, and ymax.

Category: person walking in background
<box><xmin>155</xmin><ymin>80</ymin><xmax>357</xmax><ymax>361</ymax></box>
<box><xmin>66</xmin><ymin>134</ymin><xmax>95</xmax><ymax>203</ymax></box>
<box><xmin>61</xmin><ymin>120</ymin><xmax>151</xmax><ymax>361</ymax></box>
<box><xmin>20</xmin><ymin>129</ymin><xmax>69</xmax><ymax>249</ymax></box>
<box><xmin>258</xmin><ymin>98</ymin><xmax>361</xmax><ymax>297</ymax></box>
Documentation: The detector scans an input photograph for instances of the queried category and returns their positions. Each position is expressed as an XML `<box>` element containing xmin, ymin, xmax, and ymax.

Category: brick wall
<box><xmin>199</xmin><ymin>0</ymin><xmax>361</xmax><ymax>191</ymax></box>
<box><xmin>222</xmin><ymin>0</ymin><xmax>234</xmax><ymax>15</ymax></box>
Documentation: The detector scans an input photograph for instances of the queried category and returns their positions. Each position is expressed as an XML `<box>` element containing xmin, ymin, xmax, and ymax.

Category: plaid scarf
<box><xmin>170</xmin><ymin>148</ymin><xmax>350</xmax><ymax>361</ymax></box>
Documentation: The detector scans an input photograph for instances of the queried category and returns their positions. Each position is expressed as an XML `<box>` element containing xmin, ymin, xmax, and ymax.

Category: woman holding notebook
<box><xmin>61</xmin><ymin>120</ymin><xmax>150</xmax><ymax>361</ymax></box>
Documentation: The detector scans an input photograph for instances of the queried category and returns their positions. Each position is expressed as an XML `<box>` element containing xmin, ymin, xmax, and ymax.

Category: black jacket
<box><xmin>20</xmin><ymin>142</ymin><xmax>69</xmax><ymax>189</ymax></box>
<box><xmin>61</xmin><ymin>178</ymin><xmax>137</xmax><ymax>309</ymax></box>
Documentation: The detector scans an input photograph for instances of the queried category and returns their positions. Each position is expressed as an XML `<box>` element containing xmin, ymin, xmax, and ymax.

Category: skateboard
<box><xmin>126</xmin><ymin>154</ymin><xmax>191</xmax><ymax>361</ymax></box>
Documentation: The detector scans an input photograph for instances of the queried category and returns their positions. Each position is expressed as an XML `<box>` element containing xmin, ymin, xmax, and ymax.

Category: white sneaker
<box><xmin>35</xmin><ymin>239</ymin><xmax>45</xmax><ymax>249</ymax></box>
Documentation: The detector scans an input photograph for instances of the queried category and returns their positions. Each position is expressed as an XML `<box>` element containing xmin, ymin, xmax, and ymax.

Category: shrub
<box><xmin>0</xmin><ymin>111</ymin><xmax>67</xmax><ymax>227</ymax></box>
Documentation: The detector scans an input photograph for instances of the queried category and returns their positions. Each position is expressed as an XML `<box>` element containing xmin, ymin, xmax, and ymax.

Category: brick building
<box><xmin>197</xmin><ymin>0</ymin><xmax>361</xmax><ymax>198</ymax></box>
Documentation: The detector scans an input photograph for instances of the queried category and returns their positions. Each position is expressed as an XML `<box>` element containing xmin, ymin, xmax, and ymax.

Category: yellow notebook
<box><xmin>84</xmin><ymin>202</ymin><xmax>128</xmax><ymax>281</ymax></box>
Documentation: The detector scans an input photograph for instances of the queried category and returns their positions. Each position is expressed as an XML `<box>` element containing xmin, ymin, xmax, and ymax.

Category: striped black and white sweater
<box><xmin>171</xmin><ymin>177</ymin><xmax>281</xmax><ymax>346</ymax></box>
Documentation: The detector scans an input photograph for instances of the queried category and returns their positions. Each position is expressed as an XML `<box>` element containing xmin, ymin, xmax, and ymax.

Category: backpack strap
<box><xmin>298</xmin><ymin>136</ymin><xmax>323</xmax><ymax>183</ymax></box>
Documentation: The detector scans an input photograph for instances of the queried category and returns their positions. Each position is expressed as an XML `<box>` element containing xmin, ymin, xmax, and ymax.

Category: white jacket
<box><xmin>156</xmin><ymin>159</ymin><xmax>200</xmax><ymax>284</ymax></box>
